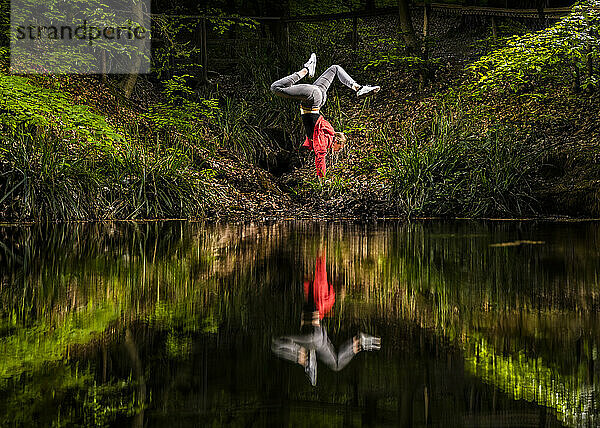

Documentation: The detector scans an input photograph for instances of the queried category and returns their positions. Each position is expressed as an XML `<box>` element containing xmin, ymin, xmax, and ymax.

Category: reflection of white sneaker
<box><xmin>359</xmin><ymin>332</ymin><xmax>381</xmax><ymax>351</ymax></box>
<box><xmin>271</xmin><ymin>338</ymin><xmax>301</xmax><ymax>363</ymax></box>
<box><xmin>304</xmin><ymin>349</ymin><xmax>317</xmax><ymax>386</ymax></box>
<box><xmin>356</xmin><ymin>85</ymin><xmax>380</xmax><ymax>99</ymax></box>
<box><xmin>304</xmin><ymin>53</ymin><xmax>317</xmax><ymax>78</ymax></box>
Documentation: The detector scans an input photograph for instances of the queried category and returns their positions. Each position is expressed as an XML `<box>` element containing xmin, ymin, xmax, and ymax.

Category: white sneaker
<box><xmin>356</xmin><ymin>85</ymin><xmax>380</xmax><ymax>99</ymax></box>
<box><xmin>304</xmin><ymin>53</ymin><xmax>317</xmax><ymax>78</ymax></box>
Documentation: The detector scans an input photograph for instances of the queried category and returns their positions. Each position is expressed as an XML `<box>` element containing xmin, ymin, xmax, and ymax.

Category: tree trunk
<box><xmin>352</xmin><ymin>17</ymin><xmax>358</xmax><ymax>54</ymax></box>
<box><xmin>398</xmin><ymin>0</ymin><xmax>418</xmax><ymax>52</ymax></box>
<box><xmin>123</xmin><ymin>0</ymin><xmax>144</xmax><ymax>99</ymax></box>
<box><xmin>194</xmin><ymin>19</ymin><xmax>208</xmax><ymax>83</ymax></box>
<box><xmin>419</xmin><ymin>3</ymin><xmax>431</xmax><ymax>90</ymax></box>
<box><xmin>537</xmin><ymin>4</ymin><xmax>546</xmax><ymax>29</ymax></box>
<box><xmin>202</xmin><ymin>18</ymin><xmax>208</xmax><ymax>83</ymax></box>
<box><xmin>124</xmin><ymin>328</ymin><xmax>146</xmax><ymax>428</ymax></box>
<box><xmin>265</xmin><ymin>0</ymin><xmax>290</xmax><ymax>66</ymax></box>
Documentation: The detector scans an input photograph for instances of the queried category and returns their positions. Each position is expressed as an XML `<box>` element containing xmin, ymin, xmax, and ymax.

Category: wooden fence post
<box><xmin>491</xmin><ymin>16</ymin><xmax>498</xmax><ymax>39</ymax></box>
<box><xmin>422</xmin><ymin>3</ymin><xmax>430</xmax><ymax>60</ymax></box>
<box><xmin>352</xmin><ymin>16</ymin><xmax>358</xmax><ymax>54</ymax></box>
<box><xmin>573</xmin><ymin>66</ymin><xmax>581</xmax><ymax>93</ymax></box>
<box><xmin>201</xmin><ymin>18</ymin><xmax>208</xmax><ymax>82</ymax></box>
<box><xmin>284</xmin><ymin>21</ymin><xmax>290</xmax><ymax>55</ymax></box>
<box><xmin>537</xmin><ymin>3</ymin><xmax>546</xmax><ymax>29</ymax></box>
<box><xmin>280</xmin><ymin>19</ymin><xmax>291</xmax><ymax>68</ymax></box>
<box><xmin>423</xmin><ymin>3</ymin><xmax>430</xmax><ymax>38</ymax></box>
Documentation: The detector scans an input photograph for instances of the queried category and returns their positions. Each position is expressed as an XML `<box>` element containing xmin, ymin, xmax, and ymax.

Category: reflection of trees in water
<box><xmin>0</xmin><ymin>221</ymin><xmax>598</xmax><ymax>425</ymax></box>
<box><xmin>343</xmin><ymin>221</ymin><xmax>600</xmax><ymax>427</ymax></box>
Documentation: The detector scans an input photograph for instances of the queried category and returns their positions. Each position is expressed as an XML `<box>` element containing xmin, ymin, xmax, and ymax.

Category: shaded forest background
<box><xmin>0</xmin><ymin>0</ymin><xmax>599</xmax><ymax>220</ymax></box>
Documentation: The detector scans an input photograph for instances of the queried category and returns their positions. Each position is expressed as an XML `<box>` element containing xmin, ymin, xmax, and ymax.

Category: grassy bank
<box><xmin>1</xmin><ymin>1</ymin><xmax>599</xmax><ymax>220</ymax></box>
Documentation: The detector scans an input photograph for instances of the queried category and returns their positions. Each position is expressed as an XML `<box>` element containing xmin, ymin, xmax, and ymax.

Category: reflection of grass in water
<box><xmin>1</xmin><ymin>364</ymin><xmax>141</xmax><ymax>427</ymax></box>
<box><xmin>464</xmin><ymin>335</ymin><xmax>595</xmax><ymax>427</ymax></box>
<box><xmin>0</xmin><ymin>303</ymin><xmax>145</xmax><ymax>427</ymax></box>
<box><xmin>0</xmin><ymin>304</ymin><xmax>120</xmax><ymax>386</ymax></box>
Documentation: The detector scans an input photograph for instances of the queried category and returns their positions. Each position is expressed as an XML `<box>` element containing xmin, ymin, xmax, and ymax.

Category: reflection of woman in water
<box><xmin>272</xmin><ymin>251</ymin><xmax>380</xmax><ymax>386</ymax></box>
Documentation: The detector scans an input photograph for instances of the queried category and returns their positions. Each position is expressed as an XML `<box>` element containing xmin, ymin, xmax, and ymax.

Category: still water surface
<box><xmin>0</xmin><ymin>221</ymin><xmax>599</xmax><ymax>427</ymax></box>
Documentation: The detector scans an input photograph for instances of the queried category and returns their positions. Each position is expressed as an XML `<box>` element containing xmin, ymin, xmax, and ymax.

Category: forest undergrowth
<box><xmin>1</xmin><ymin>2</ymin><xmax>599</xmax><ymax>220</ymax></box>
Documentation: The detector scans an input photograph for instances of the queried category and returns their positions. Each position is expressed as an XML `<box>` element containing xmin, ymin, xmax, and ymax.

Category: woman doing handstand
<box><xmin>270</xmin><ymin>53</ymin><xmax>380</xmax><ymax>179</ymax></box>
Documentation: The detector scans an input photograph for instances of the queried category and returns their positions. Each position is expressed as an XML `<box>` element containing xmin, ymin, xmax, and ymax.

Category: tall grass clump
<box><xmin>378</xmin><ymin>111</ymin><xmax>544</xmax><ymax>217</ymax></box>
<box><xmin>212</xmin><ymin>97</ymin><xmax>269</xmax><ymax>162</ymax></box>
<box><xmin>0</xmin><ymin>130</ymin><xmax>215</xmax><ymax>221</ymax></box>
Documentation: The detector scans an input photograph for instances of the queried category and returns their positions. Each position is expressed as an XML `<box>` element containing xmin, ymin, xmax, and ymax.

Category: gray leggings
<box><xmin>270</xmin><ymin>65</ymin><xmax>357</xmax><ymax>109</ymax></box>
<box><xmin>272</xmin><ymin>326</ymin><xmax>356</xmax><ymax>372</ymax></box>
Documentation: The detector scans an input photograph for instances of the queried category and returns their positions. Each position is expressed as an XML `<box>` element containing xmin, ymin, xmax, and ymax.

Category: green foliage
<box><xmin>0</xmin><ymin>305</ymin><xmax>120</xmax><ymax>387</ymax></box>
<box><xmin>495</xmin><ymin>19</ymin><xmax>530</xmax><ymax>37</ymax></box>
<box><xmin>152</xmin><ymin>16</ymin><xmax>205</xmax><ymax>79</ymax></box>
<box><xmin>0</xmin><ymin>73</ymin><xmax>122</xmax><ymax>144</ymax></box>
<box><xmin>0</xmin><ymin>69</ymin><xmax>218</xmax><ymax>222</ymax></box>
<box><xmin>144</xmin><ymin>74</ymin><xmax>219</xmax><ymax>141</ymax></box>
<box><xmin>366</xmin><ymin>53</ymin><xmax>441</xmax><ymax>76</ymax></box>
<box><xmin>289</xmin><ymin>0</ymin><xmax>356</xmax><ymax>16</ymax></box>
<box><xmin>152</xmin><ymin>14</ymin><xmax>256</xmax><ymax>79</ymax></box>
<box><xmin>212</xmin><ymin>96</ymin><xmax>282</xmax><ymax>163</ymax></box>
<box><xmin>471</xmin><ymin>19</ymin><xmax>530</xmax><ymax>52</ymax></box>
<box><xmin>115</xmin><ymin>140</ymin><xmax>215</xmax><ymax>219</ymax></box>
<box><xmin>361</xmin><ymin>34</ymin><xmax>440</xmax><ymax>83</ymax></box>
<box><xmin>468</xmin><ymin>0</ymin><xmax>600</xmax><ymax>95</ymax></box>
<box><xmin>301</xmin><ymin>172</ymin><xmax>350</xmax><ymax>199</ymax></box>
<box><xmin>206</xmin><ymin>9</ymin><xmax>258</xmax><ymax>35</ymax></box>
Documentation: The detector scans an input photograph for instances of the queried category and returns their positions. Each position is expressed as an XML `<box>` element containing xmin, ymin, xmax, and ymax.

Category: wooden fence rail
<box><xmin>150</xmin><ymin>3</ymin><xmax>575</xmax><ymax>23</ymax></box>
<box><xmin>151</xmin><ymin>3</ymin><xmax>582</xmax><ymax>79</ymax></box>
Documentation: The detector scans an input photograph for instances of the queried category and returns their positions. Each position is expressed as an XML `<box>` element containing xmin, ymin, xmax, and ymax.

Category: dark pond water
<box><xmin>1</xmin><ymin>221</ymin><xmax>599</xmax><ymax>427</ymax></box>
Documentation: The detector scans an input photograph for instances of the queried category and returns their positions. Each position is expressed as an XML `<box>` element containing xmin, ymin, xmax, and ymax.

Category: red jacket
<box><xmin>303</xmin><ymin>253</ymin><xmax>335</xmax><ymax>319</ymax></box>
<box><xmin>302</xmin><ymin>115</ymin><xmax>335</xmax><ymax>178</ymax></box>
